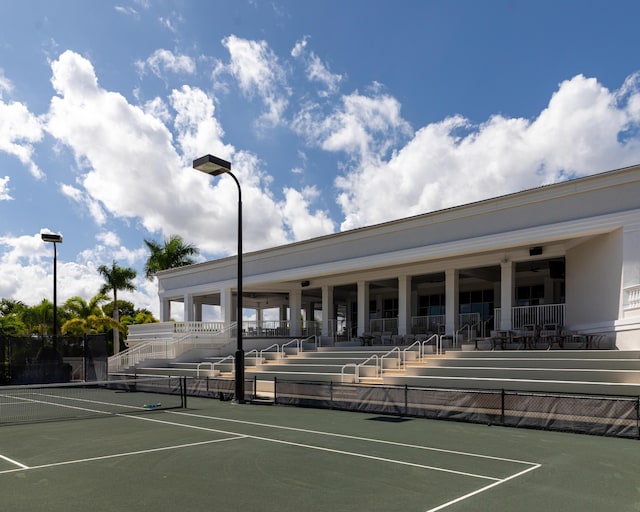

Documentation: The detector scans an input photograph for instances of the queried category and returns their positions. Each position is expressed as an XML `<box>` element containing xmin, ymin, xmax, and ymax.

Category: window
<box><xmin>516</xmin><ymin>284</ymin><xmax>544</xmax><ymax>306</ymax></box>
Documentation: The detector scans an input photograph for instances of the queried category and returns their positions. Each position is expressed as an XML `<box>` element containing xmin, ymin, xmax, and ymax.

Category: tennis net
<box><xmin>0</xmin><ymin>376</ymin><xmax>186</xmax><ymax>425</ymax></box>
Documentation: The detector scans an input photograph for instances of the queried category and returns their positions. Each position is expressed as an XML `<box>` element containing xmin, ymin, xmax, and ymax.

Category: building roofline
<box><xmin>156</xmin><ymin>163</ymin><xmax>640</xmax><ymax>277</ymax></box>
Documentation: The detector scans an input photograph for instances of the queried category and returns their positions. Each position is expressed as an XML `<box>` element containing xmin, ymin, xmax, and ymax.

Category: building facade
<box><xmin>154</xmin><ymin>164</ymin><xmax>640</xmax><ymax>350</ymax></box>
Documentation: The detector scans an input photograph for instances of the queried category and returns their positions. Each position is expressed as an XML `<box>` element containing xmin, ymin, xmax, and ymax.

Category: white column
<box><xmin>221</xmin><ymin>288</ymin><xmax>233</xmax><ymax>327</ymax></box>
<box><xmin>357</xmin><ymin>280</ymin><xmax>370</xmax><ymax>335</ymax></box>
<box><xmin>321</xmin><ymin>285</ymin><xmax>334</xmax><ymax>337</ymax></box>
<box><xmin>500</xmin><ymin>261</ymin><xmax>515</xmax><ymax>330</ymax></box>
<box><xmin>445</xmin><ymin>269</ymin><xmax>459</xmax><ymax>335</ymax></box>
<box><xmin>194</xmin><ymin>298</ymin><xmax>203</xmax><ymax>322</ymax></box>
<box><xmin>398</xmin><ymin>275</ymin><xmax>411</xmax><ymax>336</ymax></box>
<box><xmin>304</xmin><ymin>302</ymin><xmax>313</xmax><ymax>334</ymax></box>
<box><xmin>289</xmin><ymin>290</ymin><xmax>302</xmax><ymax>336</ymax></box>
<box><xmin>183</xmin><ymin>293</ymin><xmax>194</xmax><ymax>322</ymax></box>
<box><xmin>160</xmin><ymin>298</ymin><xmax>171</xmax><ymax>322</ymax></box>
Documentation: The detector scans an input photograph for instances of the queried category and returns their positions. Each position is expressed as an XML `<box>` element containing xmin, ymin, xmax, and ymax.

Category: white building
<box><xmin>153</xmin><ymin>164</ymin><xmax>640</xmax><ymax>350</ymax></box>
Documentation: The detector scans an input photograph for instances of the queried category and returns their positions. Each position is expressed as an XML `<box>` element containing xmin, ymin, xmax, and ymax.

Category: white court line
<box><xmin>123</xmin><ymin>412</ymin><xmax>499</xmax><ymax>481</ymax></box>
<box><xmin>170</xmin><ymin>410</ymin><xmax>539</xmax><ymax>467</ymax></box>
<box><xmin>424</xmin><ymin>463</ymin><xmax>542</xmax><ymax>512</ymax></box>
<box><xmin>0</xmin><ymin>453</ymin><xmax>29</xmax><ymax>469</ymax></box>
<box><xmin>1</xmin><ymin>394</ymin><xmax>542</xmax><ymax>505</ymax></box>
<box><xmin>0</xmin><ymin>437</ymin><xmax>246</xmax><ymax>475</ymax></box>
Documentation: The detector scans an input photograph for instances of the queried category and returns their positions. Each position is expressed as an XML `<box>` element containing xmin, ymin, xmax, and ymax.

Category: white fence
<box><xmin>495</xmin><ymin>303</ymin><xmax>565</xmax><ymax>329</ymax></box>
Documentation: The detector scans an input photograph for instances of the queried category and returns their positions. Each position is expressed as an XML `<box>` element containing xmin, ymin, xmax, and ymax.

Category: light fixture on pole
<box><xmin>41</xmin><ymin>232</ymin><xmax>63</xmax><ymax>353</ymax></box>
<box><xmin>192</xmin><ymin>154</ymin><xmax>245</xmax><ymax>404</ymax></box>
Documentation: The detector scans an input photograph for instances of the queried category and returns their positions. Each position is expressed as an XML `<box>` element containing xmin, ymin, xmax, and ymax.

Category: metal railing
<box><xmin>495</xmin><ymin>304</ymin><xmax>565</xmax><ymax>329</ymax></box>
<box><xmin>369</xmin><ymin>318</ymin><xmax>398</xmax><ymax>334</ymax></box>
<box><xmin>111</xmin><ymin>322</ymin><xmax>236</xmax><ymax>373</ymax></box>
<box><xmin>411</xmin><ymin>315</ymin><xmax>445</xmax><ymax>334</ymax></box>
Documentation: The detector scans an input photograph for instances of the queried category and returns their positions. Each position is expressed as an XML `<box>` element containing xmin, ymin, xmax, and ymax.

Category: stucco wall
<box><xmin>565</xmin><ymin>230</ymin><xmax>622</xmax><ymax>328</ymax></box>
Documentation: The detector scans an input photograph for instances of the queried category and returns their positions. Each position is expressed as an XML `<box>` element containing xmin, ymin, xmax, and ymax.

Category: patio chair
<box><xmin>540</xmin><ymin>324</ymin><xmax>563</xmax><ymax>349</ymax></box>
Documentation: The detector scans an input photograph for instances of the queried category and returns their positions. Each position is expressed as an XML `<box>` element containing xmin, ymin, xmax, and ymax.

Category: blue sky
<box><xmin>2</xmin><ymin>0</ymin><xmax>640</xmax><ymax>318</ymax></box>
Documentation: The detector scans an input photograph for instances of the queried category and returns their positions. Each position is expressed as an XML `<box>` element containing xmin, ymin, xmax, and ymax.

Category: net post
<box><xmin>501</xmin><ymin>389</ymin><xmax>505</xmax><ymax>425</ymax></box>
<box><xmin>182</xmin><ymin>376</ymin><xmax>187</xmax><ymax>408</ymax></box>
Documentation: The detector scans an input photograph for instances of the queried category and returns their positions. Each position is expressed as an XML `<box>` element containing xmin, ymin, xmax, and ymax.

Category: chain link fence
<box><xmin>0</xmin><ymin>334</ymin><xmax>107</xmax><ymax>385</ymax></box>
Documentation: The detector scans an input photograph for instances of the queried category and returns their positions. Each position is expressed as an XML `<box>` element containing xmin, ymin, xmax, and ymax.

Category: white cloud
<box><xmin>114</xmin><ymin>5</ymin><xmax>139</xmax><ymax>18</ymax></box>
<box><xmin>334</xmin><ymin>74</ymin><xmax>640</xmax><ymax>230</ymax></box>
<box><xmin>292</xmin><ymin>37</ymin><xmax>343</xmax><ymax>97</ymax></box>
<box><xmin>222</xmin><ymin>35</ymin><xmax>289</xmax><ymax>127</ymax></box>
<box><xmin>137</xmin><ymin>49</ymin><xmax>196</xmax><ymax>78</ymax></box>
<box><xmin>96</xmin><ymin>231</ymin><xmax>120</xmax><ymax>247</ymax></box>
<box><xmin>280</xmin><ymin>186</ymin><xmax>335</xmax><ymax>241</ymax></box>
<box><xmin>293</xmin><ymin>89</ymin><xmax>412</xmax><ymax>166</ymax></box>
<box><xmin>291</xmin><ymin>37</ymin><xmax>308</xmax><ymax>58</ymax></box>
<box><xmin>60</xmin><ymin>183</ymin><xmax>108</xmax><ymax>225</ymax></box>
<box><xmin>41</xmin><ymin>50</ymin><xmax>319</xmax><ymax>260</ymax></box>
<box><xmin>0</xmin><ymin>176</ymin><xmax>11</xmax><ymax>200</ymax></box>
<box><xmin>0</xmin><ymin>231</ymin><xmax>157</xmax><ymax>313</ymax></box>
<box><xmin>0</xmin><ymin>68</ymin><xmax>13</xmax><ymax>97</ymax></box>
<box><xmin>306</xmin><ymin>54</ymin><xmax>343</xmax><ymax>97</ymax></box>
<box><xmin>170</xmin><ymin>85</ymin><xmax>231</xmax><ymax>163</ymax></box>
<box><xmin>0</xmin><ymin>97</ymin><xmax>45</xmax><ymax>179</ymax></box>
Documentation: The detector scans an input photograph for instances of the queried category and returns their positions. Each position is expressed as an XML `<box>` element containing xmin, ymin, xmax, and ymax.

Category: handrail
<box><xmin>281</xmin><ymin>338</ymin><xmax>302</xmax><ymax>355</ymax></box>
<box><xmin>355</xmin><ymin>354</ymin><xmax>380</xmax><ymax>382</ymax></box>
<box><xmin>456</xmin><ymin>324</ymin><xmax>472</xmax><ymax>347</ymax></box>
<box><xmin>245</xmin><ymin>349</ymin><xmax>261</xmax><ymax>365</ymax></box>
<box><xmin>301</xmin><ymin>334</ymin><xmax>317</xmax><ymax>349</ymax></box>
<box><xmin>260</xmin><ymin>343</ymin><xmax>281</xmax><ymax>359</ymax></box>
<box><xmin>196</xmin><ymin>361</ymin><xmax>214</xmax><ymax>377</ymax></box>
<box><xmin>381</xmin><ymin>346</ymin><xmax>402</xmax><ymax>371</ymax></box>
<box><xmin>403</xmin><ymin>339</ymin><xmax>422</xmax><ymax>361</ymax></box>
<box><xmin>196</xmin><ymin>354</ymin><xmax>236</xmax><ymax>377</ymax></box>
<box><xmin>420</xmin><ymin>334</ymin><xmax>439</xmax><ymax>358</ymax></box>
<box><xmin>210</xmin><ymin>354</ymin><xmax>235</xmax><ymax>377</ymax></box>
<box><xmin>341</xmin><ymin>363</ymin><xmax>358</xmax><ymax>383</ymax></box>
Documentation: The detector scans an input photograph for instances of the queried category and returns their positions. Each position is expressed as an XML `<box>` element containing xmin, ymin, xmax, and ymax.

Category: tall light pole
<box><xmin>193</xmin><ymin>154</ymin><xmax>245</xmax><ymax>404</ymax></box>
<box><xmin>41</xmin><ymin>232</ymin><xmax>63</xmax><ymax>353</ymax></box>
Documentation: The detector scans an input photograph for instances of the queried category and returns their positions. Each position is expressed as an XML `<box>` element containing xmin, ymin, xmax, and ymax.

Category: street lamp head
<box><xmin>193</xmin><ymin>154</ymin><xmax>231</xmax><ymax>176</ymax></box>
<box><xmin>41</xmin><ymin>233</ymin><xmax>63</xmax><ymax>243</ymax></box>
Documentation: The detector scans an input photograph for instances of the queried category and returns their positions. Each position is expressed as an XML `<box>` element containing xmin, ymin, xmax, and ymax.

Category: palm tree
<box><xmin>60</xmin><ymin>293</ymin><xmax>119</xmax><ymax>335</ymax></box>
<box><xmin>97</xmin><ymin>261</ymin><xmax>137</xmax><ymax>355</ymax></box>
<box><xmin>144</xmin><ymin>235</ymin><xmax>199</xmax><ymax>280</ymax></box>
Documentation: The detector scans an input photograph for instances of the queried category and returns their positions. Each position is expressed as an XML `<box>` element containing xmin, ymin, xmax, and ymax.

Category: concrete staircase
<box><xmin>383</xmin><ymin>350</ymin><xmax>640</xmax><ymax>396</ymax></box>
<box><xmin>129</xmin><ymin>345</ymin><xmax>640</xmax><ymax>397</ymax></box>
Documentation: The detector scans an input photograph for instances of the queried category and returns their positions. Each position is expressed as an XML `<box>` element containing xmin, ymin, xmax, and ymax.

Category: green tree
<box><xmin>97</xmin><ymin>261</ymin><xmax>137</xmax><ymax>355</ymax></box>
<box><xmin>0</xmin><ymin>299</ymin><xmax>28</xmax><ymax>336</ymax></box>
<box><xmin>60</xmin><ymin>294</ymin><xmax>119</xmax><ymax>335</ymax></box>
<box><xmin>21</xmin><ymin>299</ymin><xmax>53</xmax><ymax>336</ymax></box>
<box><xmin>144</xmin><ymin>235</ymin><xmax>199</xmax><ymax>280</ymax></box>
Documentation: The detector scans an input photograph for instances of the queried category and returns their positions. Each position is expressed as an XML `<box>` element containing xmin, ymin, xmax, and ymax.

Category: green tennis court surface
<box><xmin>0</xmin><ymin>395</ymin><xmax>638</xmax><ymax>511</ymax></box>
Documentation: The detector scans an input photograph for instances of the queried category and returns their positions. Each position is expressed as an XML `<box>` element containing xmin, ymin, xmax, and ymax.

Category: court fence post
<box><xmin>636</xmin><ymin>396</ymin><xmax>639</xmax><ymax>440</ymax></box>
<box><xmin>330</xmin><ymin>380</ymin><xmax>333</xmax><ymax>408</ymax></box>
<box><xmin>404</xmin><ymin>385</ymin><xmax>408</xmax><ymax>416</ymax></box>
<box><xmin>273</xmin><ymin>377</ymin><xmax>277</xmax><ymax>405</ymax></box>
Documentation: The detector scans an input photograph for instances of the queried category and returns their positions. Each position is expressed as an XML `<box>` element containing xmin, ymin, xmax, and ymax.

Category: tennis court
<box><xmin>0</xmin><ymin>383</ymin><xmax>638</xmax><ymax>511</ymax></box>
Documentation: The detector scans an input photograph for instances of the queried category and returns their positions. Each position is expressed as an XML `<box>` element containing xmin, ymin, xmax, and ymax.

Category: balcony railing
<box><xmin>624</xmin><ymin>285</ymin><xmax>640</xmax><ymax>312</ymax></box>
<box><xmin>495</xmin><ymin>303</ymin><xmax>565</xmax><ymax>329</ymax></box>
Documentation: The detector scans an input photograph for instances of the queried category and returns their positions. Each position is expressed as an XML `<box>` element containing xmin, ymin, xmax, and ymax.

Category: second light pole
<box><xmin>193</xmin><ymin>154</ymin><xmax>244</xmax><ymax>403</ymax></box>
<box><xmin>41</xmin><ymin>232</ymin><xmax>63</xmax><ymax>353</ymax></box>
